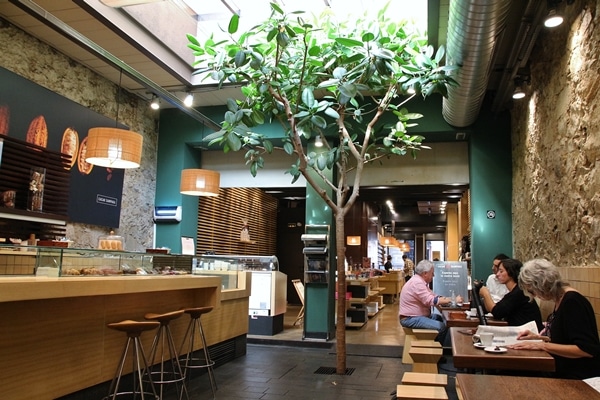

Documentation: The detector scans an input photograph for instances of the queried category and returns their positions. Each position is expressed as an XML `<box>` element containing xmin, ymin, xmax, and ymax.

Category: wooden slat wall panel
<box><xmin>0</xmin><ymin>136</ymin><xmax>69</xmax><ymax>239</ymax></box>
<box><xmin>196</xmin><ymin>188</ymin><xmax>277</xmax><ymax>256</ymax></box>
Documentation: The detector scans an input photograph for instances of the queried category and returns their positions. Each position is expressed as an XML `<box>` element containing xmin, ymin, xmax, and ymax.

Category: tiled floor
<box><xmin>179</xmin><ymin>303</ymin><xmax>460</xmax><ymax>400</ymax></box>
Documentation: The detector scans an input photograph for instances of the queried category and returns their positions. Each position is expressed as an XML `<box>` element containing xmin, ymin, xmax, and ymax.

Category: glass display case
<box><xmin>193</xmin><ymin>254</ymin><xmax>279</xmax><ymax>291</ymax></box>
<box><xmin>0</xmin><ymin>245</ymin><xmax>194</xmax><ymax>277</ymax></box>
<box><xmin>193</xmin><ymin>254</ymin><xmax>287</xmax><ymax>334</ymax></box>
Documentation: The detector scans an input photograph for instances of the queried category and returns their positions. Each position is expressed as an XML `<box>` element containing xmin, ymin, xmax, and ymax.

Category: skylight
<box><xmin>183</xmin><ymin>0</ymin><xmax>428</xmax><ymax>50</ymax></box>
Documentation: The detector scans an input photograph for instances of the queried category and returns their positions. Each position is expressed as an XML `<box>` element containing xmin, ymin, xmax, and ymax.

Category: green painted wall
<box><xmin>303</xmin><ymin>142</ymin><xmax>336</xmax><ymax>340</ymax></box>
<box><xmin>155</xmin><ymin>108</ymin><xmax>207</xmax><ymax>252</ymax></box>
<box><xmin>469</xmin><ymin>107</ymin><xmax>513</xmax><ymax>283</ymax></box>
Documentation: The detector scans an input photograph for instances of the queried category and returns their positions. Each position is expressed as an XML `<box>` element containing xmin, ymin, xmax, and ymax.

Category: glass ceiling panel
<box><xmin>184</xmin><ymin>0</ymin><xmax>428</xmax><ymax>44</ymax></box>
<box><xmin>116</xmin><ymin>0</ymin><xmax>427</xmax><ymax>85</ymax></box>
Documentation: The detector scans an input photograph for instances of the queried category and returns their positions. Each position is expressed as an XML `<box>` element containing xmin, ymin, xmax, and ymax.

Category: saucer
<box><xmin>473</xmin><ymin>342</ymin><xmax>486</xmax><ymax>349</ymax></box>
<box><xmin>484</xmin><ymin>346</ymin><xmax>507</xmax><ymax>353</ymax></box>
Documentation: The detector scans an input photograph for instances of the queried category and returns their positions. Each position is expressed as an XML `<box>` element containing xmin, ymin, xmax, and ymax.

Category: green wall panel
<box><xmin>469</xmin><ymin>107</ymin><xmax>513</xmax><ymax>282</ymax></box>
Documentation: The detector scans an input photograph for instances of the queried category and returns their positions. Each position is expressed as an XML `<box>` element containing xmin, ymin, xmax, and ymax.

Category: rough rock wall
<box><xmin>0</xmin><ymin>19</ymin><xmax>157</xmax><ymax>251</ymax></box>
<box><xmin>512</xmin><ymin>0</ymin><xmax>600</xmax><ymax>266</ymax></box>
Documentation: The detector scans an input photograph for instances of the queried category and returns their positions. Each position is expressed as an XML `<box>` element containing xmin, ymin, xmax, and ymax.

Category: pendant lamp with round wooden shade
<box><xmin>180</xmin><ymin>169</ymin><xmax>220</xmax><ymax>196</ymax></box>
<box><xmin>85</xmin><ymin>127</ymin><xmax>143</xmax><ymax>168</ymax></box>
<box><xmin>346</xmin><ymin>236</ymin><xmax>361</xmax><ymax>246</ymax></box>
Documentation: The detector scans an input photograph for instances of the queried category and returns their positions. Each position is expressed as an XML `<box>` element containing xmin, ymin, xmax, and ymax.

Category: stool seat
<box><xmin>108</xmin><ymin>320</ymin><xmax>160</xmax><ymax>335</ymax></box>
<box><xmin>184</xmin><ymin>306</ymin><xmax>214</xmax><ymax>318</ymax></box>
<box><xmin>395</xmin><ymin>384</ymin><xmax>448</xmax><ymax>400</ymax></box>
<box><xmin>145</xmin><ymin>310</ymin><xmax>185</xmax><ymax>323</ymax></box>
<box><xmin>401</xmin><ymin>372</ymin><xmax>448</xmax><ymax>387</ymax></box>
<box><xmin>411</xmin><ymin>340</ymin><xmax>441</xmax><ymax>348</ymax></box>
<box><xmin>412</xmin><ymin>329</ymin><xmax>439</xmax><ymax>340</ymax></box>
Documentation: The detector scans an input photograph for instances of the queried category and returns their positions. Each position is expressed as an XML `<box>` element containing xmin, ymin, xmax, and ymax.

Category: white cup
<box><xmin>470</xmin><ymin>308</ymin><xmax>477</xmax><ymax>316</ymax></box>
<box><xmin>479</xmin><ymin>332</ymin><xmax>494</xmax><ymax>347</ymax></box>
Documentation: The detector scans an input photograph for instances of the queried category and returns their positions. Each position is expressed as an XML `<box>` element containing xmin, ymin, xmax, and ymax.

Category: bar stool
<box><xmin>144</xmin><ymin>310</ymin><xmax>188</xmax><ymax>400</ymax></box>
<box><xmin>105</xmin><ymin>320</ymin><xmax>160</xmax><ymax>400</ymax></box>
<box><xmin>179</xmin><ymin>306</ymin><xmax>217</xmax><ymax>399</ymax></box>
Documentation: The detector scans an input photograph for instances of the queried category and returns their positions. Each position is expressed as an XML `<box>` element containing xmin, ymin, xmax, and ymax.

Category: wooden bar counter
<box><xmin>0</xmin><ymin>273</ymin><xmax>252</xmax><ymax>400</ymax></box>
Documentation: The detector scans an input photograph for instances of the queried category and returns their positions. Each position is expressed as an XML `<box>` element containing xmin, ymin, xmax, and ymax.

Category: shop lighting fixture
<box><xmin>86</xmin><ymin>69</ymin><xmax>143</xmax><ymax>169</ymax></box>
<box><xmin>180</xmin><ymin>169</ymin><xmax>220</xmax><ymax>196</ymax></box>
<box><xmin>150</xmin><ymin>95</ymin><xmax>160</xmax><ymax>110</ymax></box>
<box><xmin>544</xmin><ymin>0</ymin><xmax>575</xmax><ymax>28</ymax></box>
<box><xmin>346</xmin><ymin>236</ymin><xmax>361</xmax><ymax>246</ymax></box>
<box><xmin>184</xmin><ymin>92</ymin><xmax>194</xmax><ymax>107</ymax></box>
<box><xmin>512</xmin><ymin>75</ymin><xmax>530</xmax><ymax>100</ymax></box>
<box><xmin>378</xmin><ymin>234</ymin><xmax>399</xmax><ymax>248</ymax></box>
<box><xmin>314</xmin><ymin>136</ymin><xmax>323</xmax><ymax>147</ymax></box>
<box><xmin>86</xmin><ymin>128</ymin><xmax>143</xmax><ymax>168</ymax></box>
<box><xmin>512</xmin><ymin>86</ymin><xmax>526</xmax><ymax>100</ymax></box>
<box><xmin>544</xmin><ymin>8</ymin><xmax>563</xmax><ymax>28</ymax></box>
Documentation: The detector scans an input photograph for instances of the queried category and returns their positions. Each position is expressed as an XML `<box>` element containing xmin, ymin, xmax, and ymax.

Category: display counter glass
<box><xmin>0</xmin><ymin>245</ymin><xmax>193</xmax><ymax>277</ymax></box>
<box><xmin>193</xmin><ymin>254</ymin><xmax>279</xmax><ymax>290</ymax></box>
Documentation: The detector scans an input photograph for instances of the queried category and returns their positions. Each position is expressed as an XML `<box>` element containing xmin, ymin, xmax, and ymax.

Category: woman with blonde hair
<box><xmin>509</xmin><ymin>258</ymin><xmax>600</xmax><ymax>379</ymax></box>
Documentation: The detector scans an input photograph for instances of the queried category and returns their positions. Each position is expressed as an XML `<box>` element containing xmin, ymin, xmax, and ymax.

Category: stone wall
<box><xmin>0</xmin><ymin>19</ymin><xmax>157</xmax><ymax>251</ymax></box>
<box><xmin>511</xmin><ymin>1</ymin><xmax>600</xmax><ymax>317</ymax></box>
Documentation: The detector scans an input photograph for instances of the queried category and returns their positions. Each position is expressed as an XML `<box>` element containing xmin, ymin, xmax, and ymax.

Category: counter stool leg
<box><xmin>145</xmin><ymin>311</ymin><xmax>189</xmax><ymax>400</ymax></box>
<box><xmin>105</xmin><ymin>320</ymin><xmax>160</xmax><ymax>400</ymax></box>
<box><xmin>179</xmin><ymin>308</ymin><xmax>217</xmax><ymax>399</ymax></box>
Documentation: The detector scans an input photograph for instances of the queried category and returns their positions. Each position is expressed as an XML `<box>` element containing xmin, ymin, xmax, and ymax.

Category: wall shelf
<box><xmin>0</xmin><ymin>136</ymin><xmax>70</xmax><ymax>240</ymax></box>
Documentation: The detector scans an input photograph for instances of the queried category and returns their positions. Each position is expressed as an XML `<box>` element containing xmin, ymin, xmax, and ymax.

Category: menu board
<box><xmin>432</xmin><ymin>261</ymin><xmax>469</xmax><ymax>301</ymax></box>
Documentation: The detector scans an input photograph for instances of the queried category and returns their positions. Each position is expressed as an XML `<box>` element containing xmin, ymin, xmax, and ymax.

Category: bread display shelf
<box><xmin>0</xmin><ymin>245</ymin><xmax>196</xmax><ymax>277</ymax></box>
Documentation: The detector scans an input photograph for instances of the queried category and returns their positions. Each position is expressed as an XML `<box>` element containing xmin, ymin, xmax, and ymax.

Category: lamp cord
<box><xmin>116</xmin><ymin>68</ymin><xmax>122</xmax><ymax>128</ymax></box>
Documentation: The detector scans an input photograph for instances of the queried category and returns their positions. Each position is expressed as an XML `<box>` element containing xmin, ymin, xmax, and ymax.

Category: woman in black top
<box><xmin>479</xmin><ymin>258</ymin><xmax>543</xmax><ymax>331</ymax></box>
<box><xmin>509</xmin><ymin>259</ymin><xmax>600</xmax><ymax>379</ymax></box>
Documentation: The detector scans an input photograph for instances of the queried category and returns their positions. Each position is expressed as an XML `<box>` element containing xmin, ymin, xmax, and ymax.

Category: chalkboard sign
<box><xmin>432</xmin><ymin>261</ymin><xmax>469</xmax><ymax>301</ymax></box>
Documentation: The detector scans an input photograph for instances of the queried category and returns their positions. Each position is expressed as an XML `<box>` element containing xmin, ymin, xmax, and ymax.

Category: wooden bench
<box><xmin>402</xmin><ymin>327</ymin><xmax>439</xmax><ymax>364</ymax></box>
<box><xmin>410</xmin><ymin>340</ymin><xmax>441</xmax><ymax>348</ymax></box>
<box><xmin>395</xmin><ymin>384</ymin><xmax>448</xmax><ymax>400</ymax></box>
<box><xmin>401</xmin><ymin>371</ymin><xmax>448</xmax><ymax>387</ymax></box>
<box><xmin>409</xmin><ymin>347</ymin><xmax>443</xmax><ymax>373</ymax></box>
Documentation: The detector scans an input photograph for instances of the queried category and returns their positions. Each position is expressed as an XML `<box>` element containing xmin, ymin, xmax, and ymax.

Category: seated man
<box><xmin>399</xmin><ymin>259</ymin><xmax>453</xmax><ymax>345</ymax></box>
<box><xmin>486</xmin><ymin>253</ymin><xmax>510</xmax><ymax>303</ymax></box>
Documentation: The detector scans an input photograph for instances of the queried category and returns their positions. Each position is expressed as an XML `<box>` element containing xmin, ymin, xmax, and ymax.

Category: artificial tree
<box><xmin>187</xmin><ymin>3</ymin><xmax>457</xmax><ymax>373</ymax></box>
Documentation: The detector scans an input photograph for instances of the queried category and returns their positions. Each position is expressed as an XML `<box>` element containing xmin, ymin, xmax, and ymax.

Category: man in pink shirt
<box><xmin>399</xmin><ymin>259</ymin><xmax>452</xmax><ymax>345</ymax></box>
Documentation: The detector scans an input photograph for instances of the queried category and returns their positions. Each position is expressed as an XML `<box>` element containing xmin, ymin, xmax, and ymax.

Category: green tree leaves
<box><xmin>187</xmin><ymin>2</ymin><xmax>458</xmax><ymax>178</ymax></box>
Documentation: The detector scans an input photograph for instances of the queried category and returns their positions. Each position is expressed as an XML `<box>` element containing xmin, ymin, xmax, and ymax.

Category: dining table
<box><xmin>442</xmin><ymin>309</ymin><xmax>508</xmax><ymax>327</ymax></box>
<box><xmin>455</xmin><ymin>373</ymin><xmax>600</xmax><ymax>399</ymax></box>
<box><xmin>450</xmin><ymin>326</ymin><xmax>555</xmax><ymax>372</ymax></box>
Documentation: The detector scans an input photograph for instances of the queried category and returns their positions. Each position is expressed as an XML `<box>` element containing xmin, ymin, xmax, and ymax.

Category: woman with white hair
<box><xmin>508</xmin><ymin>258</ymin><xmax>600</xmax><ymax>379</ymax></box>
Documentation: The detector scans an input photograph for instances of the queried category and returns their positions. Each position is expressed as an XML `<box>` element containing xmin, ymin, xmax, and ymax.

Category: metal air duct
<box><xmin>442</xmin><ymin>0</ymin><xmax>512</xmax><ymax>128</ymax></box>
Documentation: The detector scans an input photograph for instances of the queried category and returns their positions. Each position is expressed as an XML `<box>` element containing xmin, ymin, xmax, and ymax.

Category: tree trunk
<box><xmin>335</xmin><ymin>212</ymin><xmax>347</xmax><ymax>374</ymax></box>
